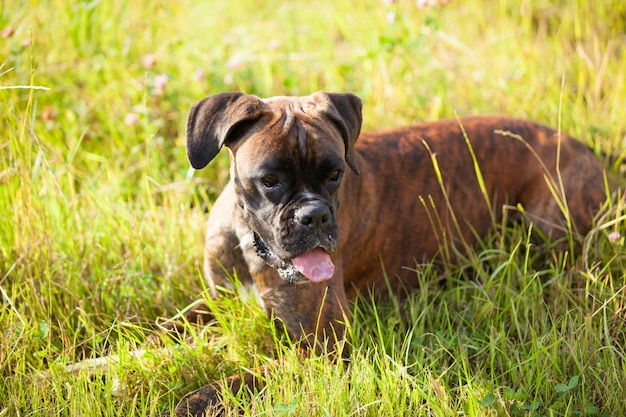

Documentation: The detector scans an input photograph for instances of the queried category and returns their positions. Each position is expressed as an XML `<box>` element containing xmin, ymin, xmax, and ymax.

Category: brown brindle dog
<box><xmin>166</xmin><ymin>91</ymin><xmax>606</xmax><ymax>416</ymax></box>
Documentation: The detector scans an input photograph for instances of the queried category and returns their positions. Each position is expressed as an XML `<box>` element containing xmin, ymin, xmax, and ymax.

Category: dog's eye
<box><xmin>328</xmin><ymin>170</ymin><xmax>341</xmax><ymax>183</ymax></box>
<box><xmin>261</xmin><ymin>174</ymin><xmax>280</xmax><ymax>188</ymax></box>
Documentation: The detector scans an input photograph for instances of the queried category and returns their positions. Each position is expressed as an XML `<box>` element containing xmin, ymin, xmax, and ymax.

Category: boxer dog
<box><xmin>165</xmin><ymin>91</ymin><xmax>606</xmax><ymax>416</ymax></box>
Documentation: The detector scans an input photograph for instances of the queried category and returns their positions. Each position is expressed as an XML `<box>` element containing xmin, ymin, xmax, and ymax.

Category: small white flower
<box><xmin>268</xmin><ymin>39</ymin><xmax>280</xmax><ymax>50</ymax></box>
<box><xmin>124</xmin><ymin>112</ymin><xmax>139</xmax><ymax>126</ymax></box>
<box><xmin>141</xmin><ymin>53</ymin><xmax>157</xmax><ymax>70</ymax></box>
<box><xmin>607</xmin><ymin>231</ymin><xmax>622</xmax><ymax>244</ymax></box>
<box><xmin>2</xmin><ymin>25</ymin><xmax>15</xmax><ymax>39</ymax></box>
<box><xmin>416</xmin><ymin>0</ymin><xmax>450</xmax><ymax>8</ymax></box>
<box><xmin>416</xmin><ymin>0</ymin><xmax>434</xmax><ymax>9</ymax></box>
<box><xmin>226</xmin><ymin>54</ymin><xmax>244</xmax><ymax>70</ymax></box>
<box><xmin>194</xmin><ymin>69</ymin><xmax>206</xmax><ymax>83</ymax></box>
<box><xmin>153</xmin><ymin>74</ymin><xmax>168</xmax><ymax>95</ymax></box>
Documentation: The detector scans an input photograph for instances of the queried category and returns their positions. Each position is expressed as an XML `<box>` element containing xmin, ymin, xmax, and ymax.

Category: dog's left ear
<box><xmin>186</xmin><ymin>92</ymin><xmax>267</xmax><ymax>169</ymax></box>
<box><xmin>318</xmin><ymin>92</ymin><xmax>362</xmax><ymax>175</ymax></box>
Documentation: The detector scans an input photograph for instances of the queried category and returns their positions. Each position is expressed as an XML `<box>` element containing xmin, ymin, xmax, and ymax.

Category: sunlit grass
<box><xmin>1</xmin><ymin>0</ymin><xmax>625</xmax><ymax>415</ymax></box>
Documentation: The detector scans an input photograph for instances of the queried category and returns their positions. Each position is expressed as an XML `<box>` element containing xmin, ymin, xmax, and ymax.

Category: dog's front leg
<box><xmin>254</xmin><ymin>264</ymin><xmax>350</xmax><ymax>356</ymax></box>
<box><xmin>165</xmin><ymin>368</ymin><xmax>267</xmax><ymax>417</ymax></box>
<box><xmin>166</xmin><ymin>266</ymin><xmax>349</xmax><ymax>417</ymax></box>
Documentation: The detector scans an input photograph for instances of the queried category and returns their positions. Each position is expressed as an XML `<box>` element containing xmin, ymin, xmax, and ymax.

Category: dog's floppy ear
<box><xmin>186</xmin><ymin>92</ymin><xmax>266</xmax><ymax>169</ymax></box>
<box><xmin>319</xmin><ymin>92</ymin><xmax>362</xmax><ymax>175</ymax></box>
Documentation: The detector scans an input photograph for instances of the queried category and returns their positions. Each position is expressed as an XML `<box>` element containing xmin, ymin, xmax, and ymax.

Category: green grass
<box><xmin>1</xmin><ymin>0</ymin><xmax>626</xmax><ymax>415</ymax></box>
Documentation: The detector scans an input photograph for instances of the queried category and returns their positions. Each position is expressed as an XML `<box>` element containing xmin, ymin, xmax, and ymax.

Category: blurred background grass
<box><xmin>1</xmin><ymin>0</ymin><xmax>625</xmax><ymax>415</ymax></box>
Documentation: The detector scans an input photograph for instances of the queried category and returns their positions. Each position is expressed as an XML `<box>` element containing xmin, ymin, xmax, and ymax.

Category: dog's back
<box><xmin>337</xmin><ymin>116</ymin><xmax>606</xmax><ymax>295</ymax></box>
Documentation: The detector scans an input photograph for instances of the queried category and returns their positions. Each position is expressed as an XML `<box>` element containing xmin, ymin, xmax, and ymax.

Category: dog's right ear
<box><xmin>186</xmin><ymin>92</ymin><xmax>266</xmax><ymax>169</ymax></box>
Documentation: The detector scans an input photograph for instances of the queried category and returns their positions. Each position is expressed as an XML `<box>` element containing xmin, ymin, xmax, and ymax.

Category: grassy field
<box><xmin>2</xmin><ymin>0</ymin><xmax>626</xmax><ymax>415</ymax></box>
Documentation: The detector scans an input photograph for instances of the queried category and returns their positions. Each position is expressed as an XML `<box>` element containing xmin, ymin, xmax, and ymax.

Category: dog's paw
<box><xmin>170</xmin><ymin>383</ymin><xmax>225</xmax><ymax>417</ymax></box>
<box><xmin>166</xmin><ymin>369</ymin><xmax>266</xmax><ymax>417</ymax></box>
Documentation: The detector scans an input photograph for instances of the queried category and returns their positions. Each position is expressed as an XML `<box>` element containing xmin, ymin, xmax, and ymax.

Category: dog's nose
<box><xmin>296</xmin><ymin>204</ymin><xmax>331</xmax><ymax>230</ymax></box>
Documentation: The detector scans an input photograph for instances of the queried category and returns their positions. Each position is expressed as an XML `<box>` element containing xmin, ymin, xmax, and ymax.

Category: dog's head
<box><xmin>186</xmin><ymin>92</ymin><xmax>362</xmax><ymax>283</ymax></box>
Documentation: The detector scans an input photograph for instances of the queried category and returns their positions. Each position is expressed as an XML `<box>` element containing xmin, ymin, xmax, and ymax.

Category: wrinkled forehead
<box><xmin>234</xmin><ymin>96</ymin><xmax>345</xmax><ymax>167</ymax></box>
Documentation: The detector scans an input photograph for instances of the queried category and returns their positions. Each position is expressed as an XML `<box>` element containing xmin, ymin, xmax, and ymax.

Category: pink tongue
<box><xmin>291</xmin><ymin>248</ymin><xmax>335</xmax><ymax>282</ymax></box>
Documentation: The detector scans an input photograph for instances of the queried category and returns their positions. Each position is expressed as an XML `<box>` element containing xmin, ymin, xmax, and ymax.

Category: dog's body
<box><xmin>168</xmin><ymin>92</ymin><xmax>606</xmax><ymax>416</ymax></box>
